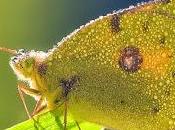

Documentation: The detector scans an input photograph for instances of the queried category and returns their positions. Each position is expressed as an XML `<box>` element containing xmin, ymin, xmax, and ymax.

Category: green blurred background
<box><xmin>0</xmin><ymin>0</ymin><xmax>148</xmax><ymax>129</ymax></box>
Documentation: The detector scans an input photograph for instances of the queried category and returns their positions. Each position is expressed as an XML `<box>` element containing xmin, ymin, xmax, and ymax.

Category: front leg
<box><xmin>32</xmin><ymin>96</ymin><xmax>47</xmax><ymax>116</ymax></box>
<box><xmin>63</xmin><ymin>99</ymin><xmax>68</xmax><ymax>130</ymax></box>
<box><xmin>17</xmin><ymin>81</ymin><xmax>41</xmax><ymax>118</ymax></box>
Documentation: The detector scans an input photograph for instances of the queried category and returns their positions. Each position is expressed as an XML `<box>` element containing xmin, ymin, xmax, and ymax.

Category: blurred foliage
<box><xmin>6</xmin><ymin>109</ymin><xmax>101</xmax><ymax>130</ymax></box>
<box><xmin>0</xmin><ymin>0</ymin><xmax>148</xmax><ymax>129</ymax></box>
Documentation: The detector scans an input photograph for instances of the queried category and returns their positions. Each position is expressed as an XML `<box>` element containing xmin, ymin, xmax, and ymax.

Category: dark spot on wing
<box><xmin>165</xmin><ymin>89</ymin><xmax>170</xmax><ymax>96</ymax></box>
<box><xmin>160</xmin><ymin>0</ymin><xmax>171</xmax><ymax>4</ymax></box>
<box><xmin>60</xmin><ymin>75</ymin><xmax>80</xmax><ymax>97</ymax></box>
<box><xmin>154</xmin><ymin>10</ymin><xmax>175</xmax><ymax>20</ymax></box>
<box><xmin>120</xmin><ymin>100</ymin><xmax>125</xmax><ymax>104</ymax></box>
<box><xmin>118</xmin><ymin>46</ymin><xmax>143</xmax><ymax>72</ymax></box>
<box><xmin>172</xmin><ymin>71</ymin><xmax>175</xmax><ymax>78</ymax></box>
<box><xmin>111</xmin><ymin>14</ymin><xmax>120</xmax><ymax>33</ymax></box>
<box><xmin>160</xmin><ymin>36</ymin><xmax>166</xmax><ymax>45</ymax></box>
<box><xmin>151</xmin><ymin>105</ymin><xmax>160</xmax><ymax>114</ymax></box>
<box><xmin>38</xmin><ymin>63</ymin><xmax>48</xmax><ymax>75</ymax></box>
<box><xmin>54</xmin><ymin>99</ymin><xmax>60</xmax><ymax>104</ymax></box>
<box><xmin>143</xmin><ymin>21</ymin><xmax>149</xmax><ymax>32</ymax></box>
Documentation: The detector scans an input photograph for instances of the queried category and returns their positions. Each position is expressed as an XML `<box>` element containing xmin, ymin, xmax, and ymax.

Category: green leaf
<box><xmin>6</xmin><ymin>109</ymin><xmax>102</xmax><ymax>130</ymax></box>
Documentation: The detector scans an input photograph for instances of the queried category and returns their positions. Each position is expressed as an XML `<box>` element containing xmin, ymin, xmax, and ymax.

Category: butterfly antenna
<box><xmin>0</xmin><ymin>47</ymin><xmax>17</xmax><ymax>55</ymax></box>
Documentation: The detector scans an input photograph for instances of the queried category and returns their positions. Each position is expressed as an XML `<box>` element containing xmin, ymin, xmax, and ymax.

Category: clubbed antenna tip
<box><xmin>0</xmin><ymin>47</ymin><xmax>17</xmax><ymax>55</ymax></box>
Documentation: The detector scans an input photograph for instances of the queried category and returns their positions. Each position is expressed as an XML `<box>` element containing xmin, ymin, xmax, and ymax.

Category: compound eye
<box><xmin>11</xmin><ymin>57</ymin><xmax>18</xmax><ymax>63</ymax></box>
<box><xmin>18</xmin><ymin>49</ymin><xmax>27</xmax><ymax>55</ymax></box>
<box><xmin>118</xmin><ymin>46</ymin><xmax>143</xmax><ymax>72</ymax></box>
<box><xmin>11</xmin><ymin>49</ymin><xmax>28</xmax><ymax>63</ymax></box>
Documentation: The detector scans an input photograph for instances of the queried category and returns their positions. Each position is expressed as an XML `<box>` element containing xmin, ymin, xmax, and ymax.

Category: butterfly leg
<box><xmin>32</xmin><ymin>97</ymin><xmax>47</xmax><ymax>116</ymax></box>
<box><xmin>17</xmin><ymin>81</ymin><xmax>41</xmax><ymax>118</ymax></box>
<box><xmin>75</xmin><ymin>121</ymin><xmax>81</xmax><ymax>130</ymax></box>
<box><xmin>63</xmin><ymin>99</ymin><xmax>68</xmax><ymax>130</ymax></box>
<box><xmin>63</xmin><ymin>101</ymin><xmax>81</xmax><ymax>130</ymax></box>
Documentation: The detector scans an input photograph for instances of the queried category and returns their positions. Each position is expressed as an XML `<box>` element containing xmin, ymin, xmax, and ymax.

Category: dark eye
<box><xmin>16</xmin><ymin>49</ymin><xmax>29</xmax><ymax>58</ymax></box>
<box><xmin>18</xmin><ymin>49</ymin><xmax>27</xmax><ymax>55</ymax></box>
<box><xmin>11</xmin><ymin>57</ymin><xmax>18</xmax><ymax>63</ymax></box>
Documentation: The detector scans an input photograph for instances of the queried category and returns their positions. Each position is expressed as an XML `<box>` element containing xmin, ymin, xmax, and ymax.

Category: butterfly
<box><xmin>1</xmin><ymin>0</ymin><xmax>175</xmax><ymax>130</ymax></box>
